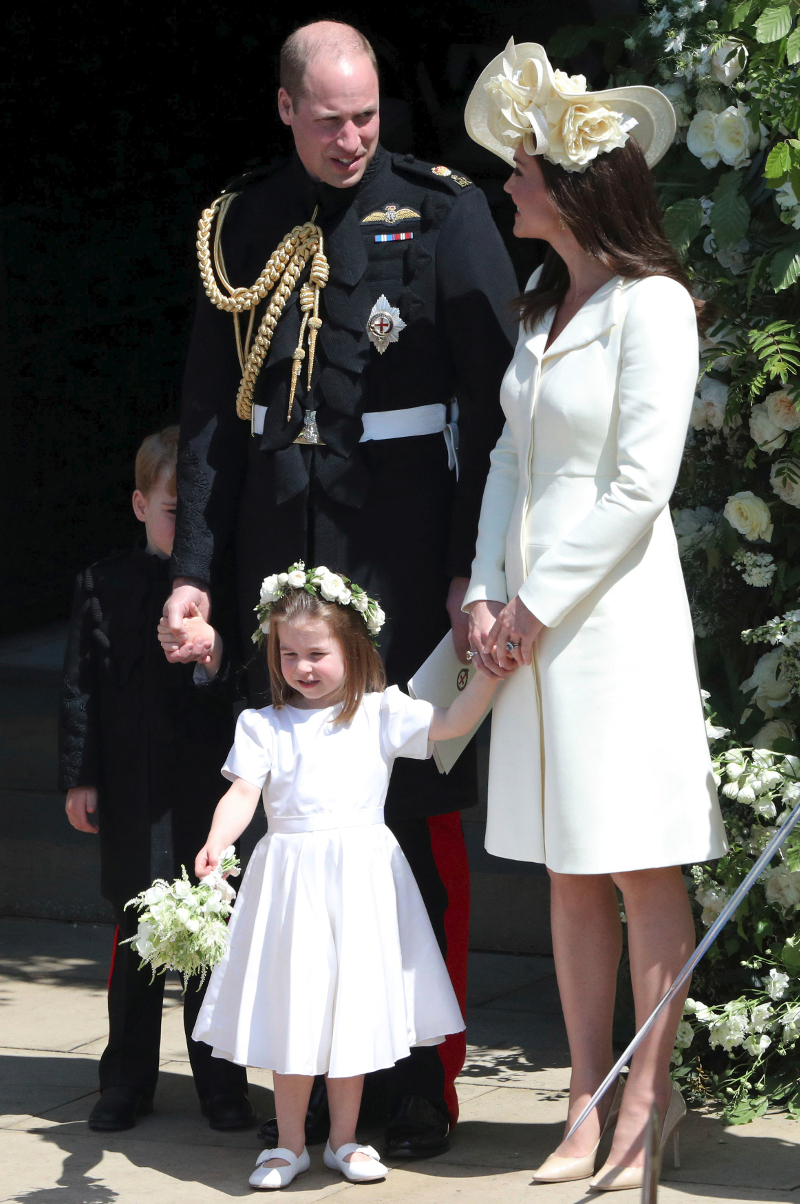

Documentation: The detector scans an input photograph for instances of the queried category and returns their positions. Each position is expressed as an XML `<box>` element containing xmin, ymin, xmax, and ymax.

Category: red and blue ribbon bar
<box><xmin>374</xmin><ymin>232</ymin><xmax>414</xmax><ymax>242</ymax></box>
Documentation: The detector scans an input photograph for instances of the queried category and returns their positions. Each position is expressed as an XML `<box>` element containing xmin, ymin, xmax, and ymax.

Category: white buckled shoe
<box><xmin>323</xmin><ymin>1141</ymin><xmax>388</xmax><ymax>1182</ymax></box>
<box><xmin>248</xmin><ymin>1147</ymin><xmax>310</xmax><ymax>1190</ymax></box>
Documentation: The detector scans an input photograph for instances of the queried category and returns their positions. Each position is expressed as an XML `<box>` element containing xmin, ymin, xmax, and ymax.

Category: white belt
<box><xmin>266</xmin><ymin>806</ymin><xmax>385</xmax><ymax>834</ymax></box>
<box><xmin>251</xmin><ymin>402</ymin><xmax>460</xmax><ymax>477</ymax></box>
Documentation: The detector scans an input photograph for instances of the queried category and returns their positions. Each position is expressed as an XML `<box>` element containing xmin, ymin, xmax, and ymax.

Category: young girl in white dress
<box><xmin>190</xmin><ymin>563</ymin><xmax>504</xmax><ymax>1190</ymax></box>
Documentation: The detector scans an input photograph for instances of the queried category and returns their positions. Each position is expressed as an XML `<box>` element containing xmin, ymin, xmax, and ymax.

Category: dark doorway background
<box><xmin>2</xmin><ymin>0</ymin><xmax>629</xmax><ymax>634</ymax></box>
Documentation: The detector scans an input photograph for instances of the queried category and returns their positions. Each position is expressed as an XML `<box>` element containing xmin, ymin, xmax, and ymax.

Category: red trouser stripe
<box><xmin>427</xmin><ymin>811</ymin><xmax>470</xmax><ymax>1127</ymax></box>
<box><xmin>107</xmin><ymin>924</ymin><xmax>120</xmax><ymax>995</ymax></box>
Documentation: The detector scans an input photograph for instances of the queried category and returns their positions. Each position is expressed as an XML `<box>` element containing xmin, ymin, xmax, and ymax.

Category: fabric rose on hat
<box><xmin>546</xmin><ymin>98</ymin><xmax>637</xmax><ymax>172</ymax></box>
<box><xmin>765</xmin><ymin>386</ymin><xmax>800</xmax><ymax>432</ymax></box>
<box><xmin>485</xmin><ymin>52</ymin><xmax>551</xmax><ymax>154</ymax></box>
<box><xmin>724</xmin><ymin>491</ymin><xmax>773</xmax><ymax>542</ymax></box>
<box><xmin>771</xmin><ymin>460</ymin><xmax>800</xmax><ymax>508</ymax></box>
<box><xmin>750</xmin><ymin>403</ymin><xmax>787</xmax><ymax>452</ymax></box>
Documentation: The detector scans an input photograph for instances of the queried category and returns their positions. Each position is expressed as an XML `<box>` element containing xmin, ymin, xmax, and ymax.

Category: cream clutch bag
<box><xmin>408</xmin><ymin>631</ymin><xmax>492</xmax><ymax>774</ymax></box>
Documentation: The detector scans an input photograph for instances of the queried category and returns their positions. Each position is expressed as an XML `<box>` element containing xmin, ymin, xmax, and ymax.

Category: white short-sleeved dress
<box><xmin>192</xmin><ymin>686</ymin><xmax>465</xmax><ymax>1079</ymax></box>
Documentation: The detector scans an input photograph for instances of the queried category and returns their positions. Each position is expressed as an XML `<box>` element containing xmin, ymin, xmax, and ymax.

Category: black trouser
<box><xmin>360</xmin><ymin>818</ymin><xmax>448</xmax><ymax>1120</ymax></box>
<box><xmin>100</xmin><ymin>907</ymin><xmax>248</xmax><ymax>1101</ymax></box>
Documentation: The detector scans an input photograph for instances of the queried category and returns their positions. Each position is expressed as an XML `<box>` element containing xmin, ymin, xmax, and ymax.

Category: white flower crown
<box><xmin>253</xmin><ymin>561</ymin><xmax>386</xmax><ymax>646</ymax></box>
<box><xmin>484</xmin><ymin>43</ymin><xmax>637</xmax><ymax>173</ymax></box>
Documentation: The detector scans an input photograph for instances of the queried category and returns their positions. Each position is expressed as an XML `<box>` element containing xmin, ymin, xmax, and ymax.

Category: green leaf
<box><xmin>781</xmin><ymin>934</ymin><xmax>800</xmax><ymax>971</ymax></box>
<box><xmin>547</xmin><ymin>25</ymin><xmax>594</xmax><ymax>58</ymax></box>
<box><xmin>730</xmin><ymin>0</ymin><xmax>754</xmax><ymax>24</ymax></box>
<box><xmin>765</xmin><ymin>142</ymin><xmax>793</xmax><ymax>179</ymax></box>
<box><xmin>755</xmin><ymin>4</ymin><xmax>793</xmax><ymax>42</ymax></box>
<box><xmin>710</xmin><ymin>174</ymin><xmax>750</xmax><ymax>250</ymax></box>
<box><xmin>663</xmin><ymin>198</ymin><xmax>704</xmax><ymax>257</ymax></box>
<box><xmin>769</xmin><ymin>244</ymin><xmax>800</xmax><ymax>291</ymax></box>
<box><xmin>789</xmin><ymin>25</ymin><xmax>800</xmax><ymax>62</ymax></box>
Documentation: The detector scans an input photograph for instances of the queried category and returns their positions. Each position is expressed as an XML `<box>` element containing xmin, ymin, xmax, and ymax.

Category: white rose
<box><xmin>286</xmin><ymin>569</ymin><xmax>306</xmax><ymax>588</ymax></box>
<box><xmin>695</xmin><ymin>85</ymin><xmax>727</xmax><ymax>115</ymax></box>
<box><xmin>771</xmin><ymin>460</ymin><xmax>800</xmax><ymax>508</ymax></box>
<box><xmin>711</xmin><ymin>41</ymin><xmax>747</xmax><ymax>83</ymax></box>
<box><xmin>176</xmin><ymin>906</ymin><xmax>191</xmax><ymax>923</ymax></box>
<box><xmin>143</xmin><ymin>886</ymin><xmax>166</xmax><ymax>906</ymax></box>
<box><xmin>724</xmin><ymin>491</ymin><xmax>773</xmax><ymax>542</ymax></box>
<box><xmin>338</xmin><ymin>587</ymin><xmax>352</xmax><ymax>606</ymax></box>
<box><xmin>367</xmin><ymin>605</ymin><xmax>386</xmax><ymax>634</ymax></box>
<box><xmin>765</xmin><ymin>386</ymin><xmax>800</xmax><ymax>432</ymax></box>
<box><xmin>319</xmin><ymin>573</ymin><xmax>346</xmax><ymax>602</ymax></box>
<box><xmin>749</xmin><ymin>403</ymin><xmax>787</xmax><ymax>452</ymax></box>
<box><xmin>715</xmin><ymin>103</ymin><xmax>754</xmax><ymax>169</ymax></box>
<box><xmin>351</xmin><ymin>593</ymin><xmax>369</xmax><ymax>613</ymax></box>
<box><xmin>754</xmin><ymin>718</ymin><xmax>796</xmax><ymax>749</ymax></box>
<box><xmin>763</xmin><ymin>865</ymin><xmax>800</xmax><ymax>910</ymax></box>
<box><xmin>545</xmin><ymin>98</ymin><xmax>635</xmax><ymax>171</ymax></box>
<box><xmin>135</xmin><ymin>936</ymin><xmax>155</xmax><ymax>958</ymax></box>
<box><xmin>259</xmin><ymin>574</ymin><xmax>280</xmax><ymax>604</ymax></box>
<box><xmin>277</xmin><ymin>573</ymin><xmax>289</xmax><ymax>585</ymax></box>
<box><xmin>687</xmin><ymin>109</ymin><xmax>720</xmax><ymax>168</ymax></box>
<box><xmin>741</xmin><ymin>647</ymin><xmax>792</xmax><ymax>714</ymax></box>
<box><xmin>173</xmin><ymin>879</ymin><xmax>192</xmax><ymax>899</ymax></box>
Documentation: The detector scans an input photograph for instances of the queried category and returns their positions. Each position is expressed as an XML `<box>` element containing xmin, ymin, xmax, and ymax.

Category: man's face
<box><xmin>278</xmin><ymin>54</ymin><xmax>380</xmax><ymax>188</ymax></box>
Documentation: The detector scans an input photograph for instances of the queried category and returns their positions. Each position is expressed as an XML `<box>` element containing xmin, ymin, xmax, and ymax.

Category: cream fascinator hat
<box><xmin>465</xmin><ymin>39</ymin><xmax>676</xmax><ymax>173</ymax></box>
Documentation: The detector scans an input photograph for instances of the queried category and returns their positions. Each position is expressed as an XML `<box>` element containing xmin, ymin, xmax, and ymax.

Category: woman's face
<box><xmin>504</xmin><ymin>147</ymin><xmax>562</xmax><ymax>242</ymax></box>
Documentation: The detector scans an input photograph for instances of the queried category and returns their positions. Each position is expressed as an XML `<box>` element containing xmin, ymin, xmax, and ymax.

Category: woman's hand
<box><xmin>466</xmin><ymin>600</ymin><xmax>514</xmax><ymax>679</ymax></box>
<box><xmin>488</xmin><ymin>595</ymin><xmax>544</xmax><ymax>669</ymax></box>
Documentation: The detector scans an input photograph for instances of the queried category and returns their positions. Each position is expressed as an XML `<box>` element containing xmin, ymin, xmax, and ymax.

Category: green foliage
<box><xmin>664</xmin><ymin>197</ymin><xmax>706</xmax><ymax>255</ymax></box>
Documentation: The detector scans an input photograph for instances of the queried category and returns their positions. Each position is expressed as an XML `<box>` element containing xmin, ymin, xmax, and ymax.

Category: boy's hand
<box><xmin>158</xmin><ymin>606</ymin><xmax>223</xmax><ymax>676</ymax></box>
<box><xmin>65</xmin><ymin>786</ymin><xmax>99</xmax><ymax>834</ymax></box>
<box><xmin>161</xmin><ymin>582</ymin><xmax>211</xmax><ymax>663</ymax></box>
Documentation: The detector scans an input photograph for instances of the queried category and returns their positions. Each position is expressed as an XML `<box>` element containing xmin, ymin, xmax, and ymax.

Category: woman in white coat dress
<box><xmin>462</xmin><ymin>42</ymin><xmax>728</xmax><ymax>1192</ymax></box>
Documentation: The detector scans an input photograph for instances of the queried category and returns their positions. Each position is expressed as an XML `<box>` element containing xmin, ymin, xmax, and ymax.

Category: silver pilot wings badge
<box><xmin>366</xmin><ymin>295</ymin><xmax>406</xmax><ymax>355</ymax></box>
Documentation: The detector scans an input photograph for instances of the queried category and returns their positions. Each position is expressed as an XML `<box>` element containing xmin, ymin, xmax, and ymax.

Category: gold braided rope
<box><xmin>196</xmin><ymin>194</ymin><xmax>329</xmax><ymax>424</ymax></box>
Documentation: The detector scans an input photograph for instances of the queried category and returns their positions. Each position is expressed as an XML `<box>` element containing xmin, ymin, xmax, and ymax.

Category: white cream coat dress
<box><xmin>464</xmin><ymin>270</ymin><xmax>727</xmax><ymax>874</ymax></box>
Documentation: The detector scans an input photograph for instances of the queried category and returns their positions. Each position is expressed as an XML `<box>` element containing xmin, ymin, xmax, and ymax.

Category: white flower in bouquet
<box><xmin>754</xmin><ymin>719</ymin><xmax>796</xmax><ymax>749</ymax></box>
<box><xmin>260</xmin><ymin>575</ymin><xmax>280</xmax><ymax>604</ymax></box>
<box><xmin>749</xmin><ymin>404</ymin><xmax>787</xmax><ymax>452</ymax></box>
<box><xmin>765</xmin><ymin>386</ymin><xmax>800</xmax><ymax>432</ymax></box>
<box><xmin>709</xmin><ymin>1011</ymin><xmax>749</xmax><ymax>1050</ymax></box>
<box><xmin>724</xmin><ymin>491</ymin><xmax>773</xmax><ymax>542</ymax></box>
<box><xmin>741</xmin><ymin>648</ymin><xmax>792</xmax><ymax>714</ymax></box>
<box><xmin>690</xmin><ymin>378</ymin><xmax>728</xmax><ymax>431</ymax></box>
<box><xmin>762</xmin><ymin>865</ymin><xmax>800</xmax><ymax>911</ymax></box>
<box><xmin>687</xmin><ymin>108</ymin><xmax>720</xmax><ymax>167</ymax></box>
<box><xmin>710</xmin><ymin>41</ymin><xmax>747</xmax><ymax>83</ymax></box>
<box><xmin>123</xmin><ymin>846</ymin><xmax>241</xmax><ymax>987</ymax></box>
<box><xmin>286</xmin><ymin>569</ymin><xmax>307</xmax><ymax>588</ymax></box>
<box><xmin>743</xmin><ymin>1031</ymin><xmax>772</xmax><ymax>1056</ymax></box>
<box><xmin>771</xmin><ymin>460</ymin><xmax>800</xmax><ymax>508</ymax></box>
<box><xmin>764</xmin><ymin>970</ymin><xmax>790</xmax><ymax>1001</ymax></box>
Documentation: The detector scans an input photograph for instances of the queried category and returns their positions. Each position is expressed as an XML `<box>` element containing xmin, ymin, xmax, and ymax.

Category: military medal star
<box><xmin>366</xmin><ymin>295</ymin><xmax>406</xmax><ymax>354</ymax></box>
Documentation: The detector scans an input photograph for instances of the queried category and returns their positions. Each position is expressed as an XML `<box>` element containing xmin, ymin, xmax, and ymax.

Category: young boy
<box><xmin>59</xmin><ymin>426</ymin><xmax>252</xmax><ymax>1133</ymax></box>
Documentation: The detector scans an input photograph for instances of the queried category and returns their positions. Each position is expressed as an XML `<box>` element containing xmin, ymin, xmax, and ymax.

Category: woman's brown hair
<box><xmin>518</xmin><ymin>136</ymin><xmax>696</xmax><ymax>329</ymax></box>
<box><xmin>266</xmin><ymin>588</ymin><xmax>386</xmax><ymax>724</ymax></box>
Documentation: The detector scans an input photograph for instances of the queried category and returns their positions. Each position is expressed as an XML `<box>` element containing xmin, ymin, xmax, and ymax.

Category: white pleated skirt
<box><xmin>192</xmin><ymin>824</ymin><xmax>465</xmax><ymax>1078</ymax></box>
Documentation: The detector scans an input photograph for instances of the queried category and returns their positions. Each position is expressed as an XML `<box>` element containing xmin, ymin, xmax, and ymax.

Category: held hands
<box><xmin>466</xmin><ymin>596</ymin><xmax>543</xmax><ymax>676</ymax></box>
<box><xmin>158</xmin><ymin>604</ymin><xmax>222</xmax><ymax>675</ymax></box>
<box><xmin>65</xmin><ymin>786</ymin><xmax>99</xmax><ymax>834</ymax></box>
<box><xmin>159</xmin><ymin>581</ymin><xmax>211</xmax><ymax>664</ymax></box>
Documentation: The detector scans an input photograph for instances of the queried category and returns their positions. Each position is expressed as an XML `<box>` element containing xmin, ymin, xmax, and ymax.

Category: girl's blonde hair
<box><xmin>135</xmin><ymin>425</ymin><xmax>179</xmax><ymax>496</ymax></box>
<box><xmin>267</xmin><ymin>589</ymin><xmax>386</xmax><ymax>724</ymax></box>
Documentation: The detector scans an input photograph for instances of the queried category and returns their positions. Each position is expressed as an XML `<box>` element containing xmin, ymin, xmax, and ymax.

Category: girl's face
<box><xmin>504</xmin><ymin>146</ymin><xmax>562</xmax><ymax>241</ymax></box>
<box><xmin>278</xmin><ymin>618</ymin><xmax>347</xmax><ymax>708</ymax></box>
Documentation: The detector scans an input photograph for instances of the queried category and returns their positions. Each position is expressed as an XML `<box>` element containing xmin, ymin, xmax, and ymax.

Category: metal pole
<box><xmin>641</xmin><ymin>1104</ymin><xmax>660</xmax><ymax>1204</ymax></box>
<box><xmin>564</xmin><ymin>795</ymin><xmax>800</xmax><ymax>1143</ymax></box>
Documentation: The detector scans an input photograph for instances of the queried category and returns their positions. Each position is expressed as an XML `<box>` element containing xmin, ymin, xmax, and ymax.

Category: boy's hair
<box><xmin>135</xmin><ymin>425</ymin><xmax>179</xmax><ymax>496</ymax></box>
<box><xmin>267</xmin><ymin>588</ymin><xmax>386</xmax><ymax>724</ymax></box>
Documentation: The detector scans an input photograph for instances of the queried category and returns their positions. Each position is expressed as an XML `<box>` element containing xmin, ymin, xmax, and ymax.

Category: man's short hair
<box><xmin>135</xmin><ymin>425</ymin><xmax>179</xmax><ymax>496</ymax></box>
<box><xmin>280</xmin><ymin>20</ymin><xmax>378</xmax><ymax>104</ymax></box>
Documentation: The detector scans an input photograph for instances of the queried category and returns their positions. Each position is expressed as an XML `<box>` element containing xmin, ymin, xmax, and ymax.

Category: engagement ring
<box><xmin>506</xmin><ymin>641</ymin><xmax>520</xmax><ymax>652</ymax></box>
<box><xmin>466</xmin><ymin>650</ymin><xmax>477</xmax><ymax>661</ymax></box>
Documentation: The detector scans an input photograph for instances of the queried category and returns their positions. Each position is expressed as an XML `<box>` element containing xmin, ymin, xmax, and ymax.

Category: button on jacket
<box><xmin>464</xmin><ymin>270</ymin><xmax>729</xmax><ymax>873</ymax></box>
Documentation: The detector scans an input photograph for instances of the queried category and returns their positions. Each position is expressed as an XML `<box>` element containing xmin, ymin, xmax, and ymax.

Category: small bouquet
<box><xmin>122</xmin><ymin>846</ymin><xmax>241</xmax><ymax>989</ymax></box>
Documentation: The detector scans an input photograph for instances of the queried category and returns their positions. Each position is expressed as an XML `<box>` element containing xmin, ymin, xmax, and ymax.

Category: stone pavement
<box><xmin>1</xmin><ymin>918</ymin><xmax>799</xmax><ymax>1203</ymax></box>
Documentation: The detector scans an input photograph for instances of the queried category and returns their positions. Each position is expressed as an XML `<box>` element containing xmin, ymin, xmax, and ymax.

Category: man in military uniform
<box><xmin>163</xmin><ymin>20</ymin><xmax>517</xmax><ymax>1157</ymax></box>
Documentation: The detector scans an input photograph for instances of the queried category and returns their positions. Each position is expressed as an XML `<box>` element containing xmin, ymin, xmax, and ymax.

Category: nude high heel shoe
<box><xmin>531</xmin><ymin>1076</ymin><xmax>625</xmax><ymax>1184</ymax></box>
<box><xmin>589</xmin><ymin>1080</ymin><xmax>686</xmax><ymax>1192</ymax></box>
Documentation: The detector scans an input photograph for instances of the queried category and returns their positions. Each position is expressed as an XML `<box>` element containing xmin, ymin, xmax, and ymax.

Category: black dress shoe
<box><xmin>257</xmin><ymin>1074</ymin><xmax>329</xmax><ymax>1147</ymax></box>
<box><xmin>88</xmin><ymin>1086</ymin><xmax>153</xmax><ymax>1132</ymax></box>
<box><xmin>384</xmin><ymin>1094</ymin><xmax>450</xmax><ymax>1159</ymax></box>
<box><xmin>201</xmin><ymin>1089</ymin><xmax>256</xmax><ymax>1130</ymax></box>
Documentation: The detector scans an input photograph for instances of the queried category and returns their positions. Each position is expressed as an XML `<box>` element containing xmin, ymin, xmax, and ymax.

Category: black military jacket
<box><xmin>58</xmin><ymin>548</ymin><xmax>235</xmax><ymax>905</ymax></box>
<box><xmin>173</xmin><ymin>145</ymin><xmax>518</xmax><ymax>586</ymax></box>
